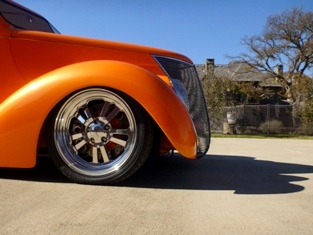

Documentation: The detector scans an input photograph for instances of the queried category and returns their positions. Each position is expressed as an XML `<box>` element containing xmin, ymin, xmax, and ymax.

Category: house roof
<box><xmin>196</xmin><ymin>61</ymin><xmax>282</xmax><ymax>87</ymax></box>
<box><xmin>196</xmin><ymin>62</ymin><xmax>265</xmax><ymax>82</ymax></box>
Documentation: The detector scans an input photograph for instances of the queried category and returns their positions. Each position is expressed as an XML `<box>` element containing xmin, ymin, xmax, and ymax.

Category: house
<box><xmin>196</xmin><ymin>59</ymin><xmax>288</xmax><ymax>105</ymax></box>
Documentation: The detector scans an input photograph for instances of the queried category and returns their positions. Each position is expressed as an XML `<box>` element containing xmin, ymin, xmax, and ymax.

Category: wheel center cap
<box><xmin>89</xmin><ymin>122</ymin><xmax>104</xmax><ymax>132</ymax></box>
<box><xmin>87</xmin><ymin>121</ymin><xmax>110</xmax><ymax>145</ymax></box>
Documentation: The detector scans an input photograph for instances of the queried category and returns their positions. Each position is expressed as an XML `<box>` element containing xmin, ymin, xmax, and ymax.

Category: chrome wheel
<box><xmin>48</xmin><ymin>88</ymin><xmax>153</xmax><ymax>184</ymax></box>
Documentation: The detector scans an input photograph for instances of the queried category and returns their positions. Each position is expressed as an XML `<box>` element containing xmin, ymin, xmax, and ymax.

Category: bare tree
<box><xmin>228</xmin><ymin>7</ymin><xmax>313</xmax><ymax>104</ymax></box>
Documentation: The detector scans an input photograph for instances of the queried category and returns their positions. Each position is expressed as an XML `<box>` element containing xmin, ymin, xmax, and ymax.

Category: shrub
<box><xmin>259</xmin><ymin>120</ymin><xmax>283</xmax><ymax>134</ymax></box>
<box><xmin>296</xmin><ymin>123</ymin><xmax>313</xmax><ymax>136</ymax></box>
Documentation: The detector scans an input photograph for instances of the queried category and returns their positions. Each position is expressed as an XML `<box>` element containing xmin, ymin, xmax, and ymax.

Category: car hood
<box><xmin>11</xmin><ymin>29</ymin><xmax>193</xmax><ymax>64</ymax></box>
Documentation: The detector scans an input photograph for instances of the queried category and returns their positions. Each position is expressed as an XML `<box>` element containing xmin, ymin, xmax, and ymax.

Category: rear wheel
<box><xmin>47</xmin><ymin>88</ymin><xmax>154</xmax><ymax>184</ymax></box>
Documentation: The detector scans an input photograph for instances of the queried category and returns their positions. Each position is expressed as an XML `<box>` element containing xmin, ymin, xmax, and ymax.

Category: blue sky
<box><xmin>17</xmin><ymin>0</ymin><xmax>313</xmax><ymax>65</ymax></box>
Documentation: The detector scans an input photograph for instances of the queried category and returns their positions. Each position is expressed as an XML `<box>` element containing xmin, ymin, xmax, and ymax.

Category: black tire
<box><xmin>47</xmin><ymin>88</ymin><xmax>154</xmax><ymax>184</ymax></box>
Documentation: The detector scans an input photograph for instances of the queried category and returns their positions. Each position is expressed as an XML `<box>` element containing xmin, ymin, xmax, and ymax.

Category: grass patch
<box><xmin>212</xmin><ymin>133</ymin><xmax>313</xmax><ymax>139</ymax></box>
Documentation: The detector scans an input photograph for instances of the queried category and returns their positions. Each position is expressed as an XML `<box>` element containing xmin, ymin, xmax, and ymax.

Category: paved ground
<box><xmin>1</xmin><ymin>138</ymin><xmax>313</xmax><ymax>234</ymax></box>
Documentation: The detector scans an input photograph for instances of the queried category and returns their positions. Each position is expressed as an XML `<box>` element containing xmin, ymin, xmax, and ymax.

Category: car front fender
<box><xmin>0</xmin><ymin>60</ymin><xmax>197</xmax><ymax>168</ymax></box>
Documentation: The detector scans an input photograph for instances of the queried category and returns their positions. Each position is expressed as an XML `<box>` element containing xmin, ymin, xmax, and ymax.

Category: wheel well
<box><xmin>36</xmin><ymin>86</ymin><xmax>164</xmax><ymax>157</ymax></box>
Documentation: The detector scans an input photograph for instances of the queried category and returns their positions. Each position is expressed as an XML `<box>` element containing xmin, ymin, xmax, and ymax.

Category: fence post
<box><xmin>267</xmin><ymin>104</ymin><xmax>270</xmax><ymax>135</ymax></box>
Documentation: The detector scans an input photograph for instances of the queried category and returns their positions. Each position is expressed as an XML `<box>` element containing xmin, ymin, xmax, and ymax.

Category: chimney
<box><xmin>205</xmin><ymin>58</ymin><xmax>215</xmax><ymax>76</ymax></box>
<box><xmin>276</xmin><ymin>64</ymin><xmax>283</xmax><ymax>77</ymax></box>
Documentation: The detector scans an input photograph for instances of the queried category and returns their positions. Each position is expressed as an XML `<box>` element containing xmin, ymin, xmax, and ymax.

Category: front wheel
<box><xmin>47</xmin><ymin>88</ymin><xmax>154</xmax><ymax>184</ymax></box>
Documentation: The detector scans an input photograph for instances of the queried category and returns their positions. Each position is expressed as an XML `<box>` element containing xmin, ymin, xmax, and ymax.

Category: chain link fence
<box><xmin>210</xmin><ymin>104</ymin><xmax>313</xmax><ymax>135</ymax></box>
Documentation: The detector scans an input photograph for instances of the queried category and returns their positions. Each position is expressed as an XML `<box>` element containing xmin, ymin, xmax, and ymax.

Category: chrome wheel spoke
<box><xmin>77</xmin><ymin>106</ymin><xmax>93</xmax><ymax>126</ymax></box>
<box><xmin>106</xmin><ymin>106</ymin><xmax>120</xmax><ymax>123</ymax></box>
<box><xmin>100</xmin><ymin>102</ymin><xmax>110</xmax><ymax>118</ymax></box>
<box><xmin>77</xmin><ymin>115</ymin><xmax>93</xmax><ymax>126</ymax></box>
<box><xmin>92</xmin><ymin>147</ymin><xmax>98</xmax><ymax>164</ymax></box>
<box><xmin>75</xmin><ymin>139</ymin><xmax>87</xmax><ymax>150</ymax></box>
<box><xmin>110</xmin><ymin>137</ymin><xmax>127</xmax><ymax>147</ymax></box>
<box><xmin>99</xmin><ymin>146</ymin><xmax>110</xmax><ymax>163</ymax></box>
<box><xmin>77</xmin><ymin>114</ymin><xmax>86</xmax><ymax>124</ymax></box>
<box><xmin>72</xmin><ymin>133</ymin><xmax>83</xmax><ymax>140</ymax></box>
<box><xmin>111</xmin><ymin>128</ymin><xmax>129</xmax><ymax>136</ymax></box>
<box><xmin>83</xmin><ymin>106</ymin><xmax>93</xmax><ymax>120</ymax></box>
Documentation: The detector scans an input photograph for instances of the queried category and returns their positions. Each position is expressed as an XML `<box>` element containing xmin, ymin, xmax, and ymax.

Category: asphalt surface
<box><xmin>1</xmin><ymin>138</ymin><xmax>313</xmax><ymax>234</ymax></box>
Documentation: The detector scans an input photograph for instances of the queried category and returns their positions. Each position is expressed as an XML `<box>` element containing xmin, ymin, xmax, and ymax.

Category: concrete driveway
<box><xmin>1</xmin><ymin>138</ymin><xmax>313</xmax><ymax>234</ymax></box>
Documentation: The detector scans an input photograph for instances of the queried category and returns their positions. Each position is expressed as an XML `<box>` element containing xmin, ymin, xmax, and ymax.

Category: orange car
<box><xmin>0</xmin><ymin>0</ymin><xmax>210</xmax><ymax>184</ymax></box>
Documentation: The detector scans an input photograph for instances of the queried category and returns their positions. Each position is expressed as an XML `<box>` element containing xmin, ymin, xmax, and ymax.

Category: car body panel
<box><xmin>0</xmin><ymin>36</ymin><xmax>25</xmax><ymax>103</ymax></box>
<box><xmin>0</xmin><ymin>60</ymin><xmax>197</xmax><ymax>168</ymax></box>
<box><xmin>9</xmin><ymin>29</ymin><xmax>192</xmax><ymax>83</ymax></box>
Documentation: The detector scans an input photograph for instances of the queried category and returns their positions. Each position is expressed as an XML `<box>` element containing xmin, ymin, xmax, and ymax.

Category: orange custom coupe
<box><xmin>0</xmin><ymin>0</ymin><xmax>210</xmax><ymax>184</ymax></box>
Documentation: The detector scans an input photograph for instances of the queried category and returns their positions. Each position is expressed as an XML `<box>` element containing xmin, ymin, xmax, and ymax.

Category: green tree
<box><xmin>201</xmin><ymin>73</ymin><xmax>256</xmax><ymax>130</ymax></box>
<box><xmin>298</xmin><ymin>75</ymin><xmax>313</xmax><ymax>124</ymax></box>
<box><xmin>201</xmin><ymin>74</ymin><xmax>231</xmax><ymax>131</ymax></box>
